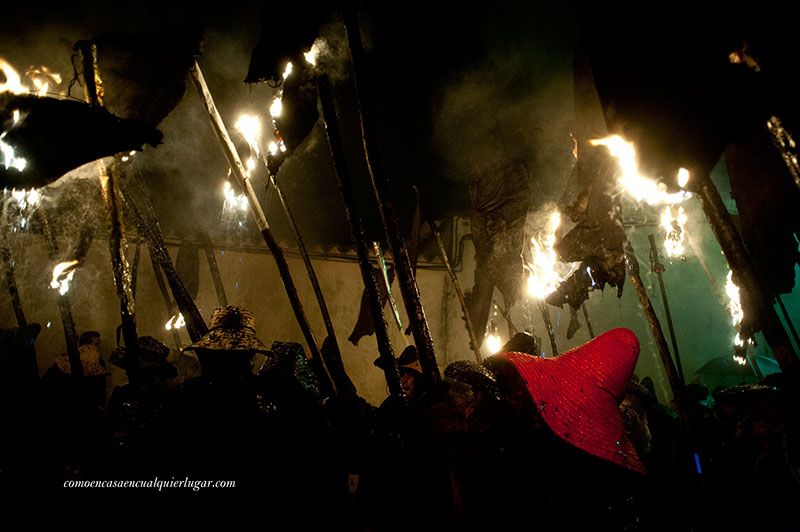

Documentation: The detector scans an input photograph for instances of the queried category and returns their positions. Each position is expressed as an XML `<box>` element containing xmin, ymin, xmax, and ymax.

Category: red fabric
<box><xmin>498</xmin><ymin>327</ymin><xmax>646</xmax><ymax>474</ymax></box>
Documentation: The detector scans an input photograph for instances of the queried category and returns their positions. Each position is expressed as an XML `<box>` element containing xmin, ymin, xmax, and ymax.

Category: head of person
<box><xmin>79</xmin><ymin>330</ymin><xmax>102</xmax><ymax>349</ymax></box>
<box><xmin>110</xmin><ymin>336</ymin><xmax>178</xmax><ymax>384</ymax></box>
<box><xmin>502</xmin><ymin>331</ymin><xmax>539</xmax><ymax>356</ymax></box>
<box><xmin>375</xmin><ymin>345</ymin><xmax>426</xmax><ymax>400</ymax></box>
<box><xmin>182</xmin><ymin>306</ymin><xmax>269</xmax><ymax>380</ymax></box>
<box><xmin>483</xmin><ymin>327</ymin><xmax>646</xmax><ymax>474</ymax></box>
<box><xmin>397</xmin><ymin>346</ymin><xmax>425</xmax><ymax>399</ymax></box>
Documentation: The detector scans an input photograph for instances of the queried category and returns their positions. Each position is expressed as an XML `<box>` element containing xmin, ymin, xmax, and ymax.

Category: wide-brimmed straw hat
<box><xmin>110</xmin><ymin>336</ymin><xmax>178</xmax><ymax>378</ymax></box>
<box><xmin>374</xmin><ymin>345</ymin><xmax>422</xmax><ymax>375</ymax></box>
<box><xmin>489</xmin><ymin>327</ymin><xmax>646</xmax><ymax>474</ymax></box>
<box><xmin>183</xmin><ymin>306</ymin><xmax>269</xmax><ymax>353</ymax></box>
<box><xmin>54</xmin><ymin>344</ymin><xmax>110</xmax><ymax>377</ymax></box>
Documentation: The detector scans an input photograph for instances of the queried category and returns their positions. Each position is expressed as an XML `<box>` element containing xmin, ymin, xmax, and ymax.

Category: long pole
<box><xmin>77</xmin><ymin>41</ymin><xmax>139</xmax><ymax>372</ymax></box>
<box><xmin>317</xmin><ymin>74</ymin><xmax>404</xmax><ymax>401</ymax></box>
<box><xmin>190</xmin><ymin>62</ymin><xmax>333</xmax><ymax>396</ymax></box>
<box><xmin>264</xmin><ymin>172</ymin><xmax>334</xmax><ymax>337</ymax></box>
<box><xmin>1</xmin><ymin>247</ymin><xmax>27</xmax><ymax>327</ymax></box>
<box><xmin>149</xmin><ymin>249</ymin><xmax>182</xmax><ymax>350</ymax></box>
<box><xmin>648</xmin><ymin>235</ymin><xmax>686</xmax><ymax>385</ymax></box>
<box><xmin>265</xmin><ymin>172</ymin><xmax>356</xmax><ymax>398</ymax></box>
<box><xmin>624</xmin><ymin>238</ymin><xmax>685</xmax><ymax>408</ymax></box>
<box><xmin>38</xmin><ymin>209</ymin><xmax>82</xmax><ymax>377</ymax></box>
<box><xmin>694</xmin><ymin>174</ymin><xmax>800</xmax><ymax>378</ymax></box>
<box><xmin>581</xmin><ymin>304</ymin><xmax>595</xmax><ymax>338</ymax></box>
<box><xmin>120</xmin><ymin>191</ymin><xmax>207</xmax><ymax>342</ymax></box>
<box><xmin>428</xmin><ymin>218</ymin><xmax>482</xmax><ymax>363</ymax></box>
<box><xmin>130</xmin><ymin>237</ymin><xmax>142</xmax><ymax>298</ymax></box>
<box><xmin>373</xmin><ymin>241</ymin><xmax>404</xmax><ymax>332</ymax></box>
<box><xmin>202</xmin><ymin>233</ymin><xmax>228</xmax><ymax>306</ymax></box>
<box><xmin>539</xmin><ymin>302</ymin><xmax>559</xmax><ymax>357</ymax></box>
<box><xmin>343</xmin><ymin>8</ymin><xmax>440</xmax><ymax>386</ymax></box>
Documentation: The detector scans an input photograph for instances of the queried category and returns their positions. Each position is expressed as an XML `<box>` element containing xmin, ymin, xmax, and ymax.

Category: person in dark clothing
<box><xmin>107</xmin><ymin>336</ymin><xmax>177</xmax><ymax>465</ymax></box>
<box><xmin>474</xmin><ymin>327</ymin><xmax>647</xmax><ymax>531</ymax></box>
<box><xmin>131</xmin><ymin>306</ymin><xmax>344</xmax><ymax>530</ymax></box>
<box><xmin>359</xmin><ymin>346</ymin><xmax>466</xmax><ymax>531</ymax></box>
<box><xmin>37</xmin><ymin>341</ymin><xmax>113</xmax><ymax>531</ymax></box>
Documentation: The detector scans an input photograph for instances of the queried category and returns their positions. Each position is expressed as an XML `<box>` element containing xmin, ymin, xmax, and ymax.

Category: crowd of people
<box><xmin>1</xmin><ymin>306</ymin><xmax>798</xmax><ymax>531</ymax></box>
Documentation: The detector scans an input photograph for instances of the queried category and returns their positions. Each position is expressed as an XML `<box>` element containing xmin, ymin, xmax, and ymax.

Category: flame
<box><xmin>10</xmin><ymin>188</ymin><xmax>40</xmax><ymax>209</ymax></box>
<box><xmin>525</xmin><ymin>208</ymin><xmax>576</xmax><ymax>300</ymax></box>
<box><xmin>660</xmin><ymin>205</ymin><xmax>688</xmax><ymax>258</ymax></box>
<box><xmin>590</xmin><ymin>135</ymin><xmax>690</xmax><ymax>206</ymax></box>
<box><xmin>234</xmin><ymin>114</ymin><xmax>262</xmax><ymax>156</ymax></box>
<box><xmin>1</xmin><ymin>59</ymin><xmax>62</xmax><ymax>96</ymax></box>
<box><xmin>304</xmin><ymin>43</ymin><xmax>321</xmax><ymax>66</ymax></box>
<box><xmin>282</xmin><ymin>62</ymin><xmax>294</xmax><ymax>81</ymax></box>
<box><xmin>50</xmin><ymin>260</ymin><xmax>79</xmax><ymax>295</ymax></box>
<box><xmin>164</xmin><ymin>313</ymin><xmax>185</xmax><ymax>331</ymax></box>
<box><xmin>484</xmin><ymin>333</ymin><xmax>503</xmax><ymax>355</ymax></box>
<box><xmin>0</xmin><ymin>59</ymin><xmax>26</xmax><ymax>94</ymax></box>
<box><xmin>26</xmin><ymin>66</ymin><xmax>62</xmax><ymax>96</ymax></box>
<box><xmin>677</xmin><ymin>167</ymin><xmax>690</xmax><ymax>188</ymax></box>
<box><xmin>268</xmin><ymin>141</ymin><xmax>279</xmax><ymax>156</ymax></box>
<box><xmin>725</xmin><ymin>270</ymin><xmax>754</xmax><ymax>360</ymax></box>
<box><xmin>223</xmin><ymin>180</ymin><xmax>249</xmax><ymax>212</ymax></box>
<box><xmin>246</xmin><ymin>157</ymin><xmax>256</xmax><ymax>173</ymax></box>
<box><xmin>725</xmin><ymin>270</ymin><xmax>744</xmax><ymax>328</ymax></box>
<box><xmin>1</xmin><ymin>138</ymin><xmax>27</xmax><ymax>172</ymax></box>
<box><xmin>269</xmin><ymin>97</ymin><xmax>283</xmax><ymax>119</ymax></box>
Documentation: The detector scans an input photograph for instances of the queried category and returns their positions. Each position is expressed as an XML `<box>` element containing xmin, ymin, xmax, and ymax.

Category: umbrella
<box><xmin>692</xmin><ymin>354</ymin><xmax>780</xmax><ymax>389</ymax></box>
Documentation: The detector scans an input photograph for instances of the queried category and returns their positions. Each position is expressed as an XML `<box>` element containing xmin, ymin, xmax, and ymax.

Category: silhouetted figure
<box><xmin>0</xmin><ymin>324</ymin><xmax>41</xmax><ymax>526</ymax></box>
<box><xmin>133</xmin><ymin>306</ymin><xmax>343</xmax><ymax>530</ymax></box>
<box><xmin>475</xmin><ymin>328</ymin><xmax>647</xmax><ymax>530</ymax></box>
<box><xmin>37</xmin><ymin>342</ymin><xmax>112</xmax><ymax>531</ymax></box>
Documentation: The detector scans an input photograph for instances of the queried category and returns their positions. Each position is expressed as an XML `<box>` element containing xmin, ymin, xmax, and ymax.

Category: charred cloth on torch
<box><xmin>0</xmin><ymin>93</ymin><xmax>161</xmax><ymax>188</ymax></box>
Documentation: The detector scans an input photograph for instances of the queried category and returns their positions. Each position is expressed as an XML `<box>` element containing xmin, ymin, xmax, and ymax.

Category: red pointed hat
<box><xmin>496</xmin><ymin>327</ymin><xmax>646</xmax><ymax>473</ymax></box>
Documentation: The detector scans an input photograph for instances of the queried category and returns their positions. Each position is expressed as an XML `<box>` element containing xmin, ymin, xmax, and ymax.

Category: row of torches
<box><xmin>486</xmin><ymin>135</ymin><xmax>748</xmax><ymax>366</ymax></box>
<box><xmin>2</xmin><ymin>54</ymin><xmax>748</xmax><ymax>360</ymax></box>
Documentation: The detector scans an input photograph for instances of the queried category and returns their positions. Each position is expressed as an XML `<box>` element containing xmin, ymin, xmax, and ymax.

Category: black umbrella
<box><xmin>692</xmin><ymin>354</ymin><xmax>781</xmax><ymax>391</ymax></box>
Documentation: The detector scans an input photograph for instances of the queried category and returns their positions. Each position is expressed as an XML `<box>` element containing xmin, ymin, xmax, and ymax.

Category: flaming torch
<box><xmin>50</xmin><ymin>260</ymin><xmax>79</xmax><ymax>296</ymax></box>
<box><xmin>590</xmin><ymin>134</ymin><xmax>690</xmax><ymax>400</ymax></box>
<box><xmin>525</xmin><ymin>207</ymin><xmax>577</xmax><ymax>356</ymax></box>
<box><xmin>191</xmin><ymin>61</ymin><xmax>334</xmax><ymax>397</ymax></box>
<box><xmin>725</xmin><ymin>270</ymin><xmax>753</xmax><ymax>366</ymax></box>
<box><xmin>164</xmin><ymin>313</ymin><xmax>185</xmax><ymax>331</ymax></box>
<box><xmin>484</xmin><ymin>332</ymin><xmax>503</xmax><ymax>355</ymax></box>
<box><xmin>589</xmin><ymin>135</ymin><xmax>690</xmax><ymax>206</ymax></box>
<box><xmin>661</xmin><ymin>205</ymin><xmax>688</xmax><ymax>259</ymax></box>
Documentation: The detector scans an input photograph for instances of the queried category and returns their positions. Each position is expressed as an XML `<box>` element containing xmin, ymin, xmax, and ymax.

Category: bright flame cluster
<box><xmin>589</xmin><ymin>135</ymin><xmax>691</xmax><ymax>206</ymax></box>
<box><xmin>268</xmin><ymin>62</ymin><xmax>294</xmax><ymax>120</ymax></box>
<box><xmin>660</xmin><ymin>205</ymin><xmax>688</xmax><ymax>258</ymax></box>
<box><xmin>2</xmin><ymin>104</ymin><xmax>26</xmax><ymax>172</ymax></box>
<box><xmin>1</xmin><ymin>58</ymin><xmax>62</xmax><ymax>96</ymax></box>
<box><xmin>50</xmin><ymin>260</ymin><xmax>79</xmax><ymax>296</ymax></box>
<box><xmin>5</xmin><ymin>188</ymin><xmax>40</xmax><ymax>229</ymax></box>
<box><xmin>525</xmin><ymin>208</ymin><xmax>575</xmax><ymax>300</ymax></box>
<box><xmin>164</xmin><ymin>313</ymin><xmax>185</xmax><ymax>331</ymax></box>
<box><xmin>235</xmin><ymin>114</ymin><xmax>262</xmax><ymax>156</ymax></box>
<box><xmin>222</xmin><ymin>181</ymin><xmax>249</xmax><ymax>213</ymax></box>
<box><xmin>725</xmin><ymin>270</ymin><xmax>752</xmax><ymax>365</ymax></box>
<box><xmin>484</xmin><ymin>333</ymin><xmax>503</xmax><ymax>355</ymax></box>
<box><xmin>304</xmin><ymin>43</ymin><xmax>321</xmax><ymax>66</ymax></box>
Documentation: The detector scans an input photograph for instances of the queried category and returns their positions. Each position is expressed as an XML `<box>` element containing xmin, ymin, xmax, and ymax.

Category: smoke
<box><xmin>432</xmin><ymin>5</ymin><xmax>579</xmax><ymax>208</ymax></box>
